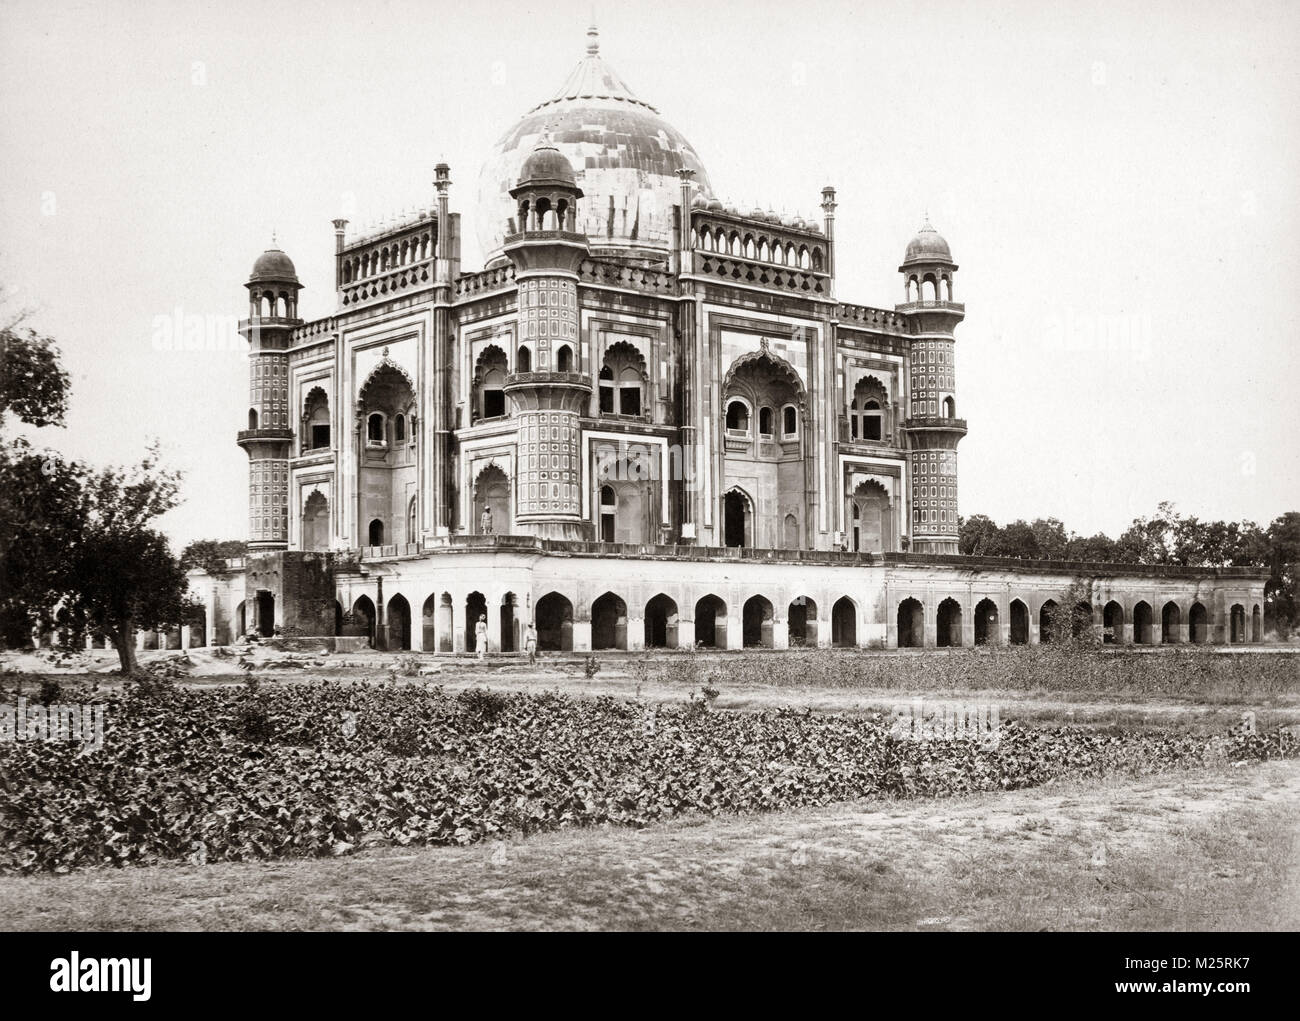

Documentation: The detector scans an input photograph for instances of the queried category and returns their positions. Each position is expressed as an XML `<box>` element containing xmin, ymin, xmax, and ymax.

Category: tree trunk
<box><xmin>110</xmin><ymin>625</ymin><xmax>138</xmax><ymax>674</ymax></box>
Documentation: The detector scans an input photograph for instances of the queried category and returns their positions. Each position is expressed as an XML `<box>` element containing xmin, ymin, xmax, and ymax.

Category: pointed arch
<box><xmin>358</xmin><ymin>358</ymin><xmax>416</xmax><ymax>405</ymax></box>
<box><xmin>722</xmin><ymin>346</ymin><xmax>807</xmax><ymax>412</ymax></box>
<box><xmin>644</xmin><ymin>593</ymin><xmax>679</xmax><ymax>649</ymax></box>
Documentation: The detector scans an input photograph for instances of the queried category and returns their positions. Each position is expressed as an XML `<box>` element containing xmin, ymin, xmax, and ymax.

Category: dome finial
<box><xmin>586</xmin><ymin>19</ymin><xmax>599</xmax><ymax>56</ymax></box>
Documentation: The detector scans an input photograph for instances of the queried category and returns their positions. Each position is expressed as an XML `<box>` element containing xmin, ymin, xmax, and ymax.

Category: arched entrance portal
<box><xmin>723</xmin><ymin>489</ymin><xmax>751</xmax><ymax>548</ymax></box>
<box><xmin>500</xmin><ymin>592</ymin><xmax>518</xmax><ymax>652</ymax></box>
<box><xmin>742</xmin><ymin>595</ymin><xmax>774</xmax><ymax>648</ymax></box>
<box><xmin>422</xmin><ymin>594</ymin><xmax>438</xmax><ymax>652</ymax></box>
<box><xmin>591</xmin><ymin>592</ymin><xmax>628</xmax><ymax>650</ymax></box>
<box><xmin>831</xmin><ymin>596</ymin><xmax>856</xmax><ymax>647</ymax></box>
<box><xmin>1162</xmin><ymin>601</ymin><xmax>1181</xmax><ymax>644</ymax></box>
<box><xmin>644</xmin><ymin>594</ymin><xmax>678</xmax><ymax>649</ymax></box>
<box><xmin>937</xmin><ymin>598</ymin><xmax>962</xmax><ymax>648</ymax></box>
<box><xmin>898</xmin><ymin>598</ymin><xmax>923</xmax><ymax>648</ymax></box>
<box><xmin>694</xmin><ymin>594</ymin><xmax>727</xmax><ymax>649</ymax></box>
<box><xmin>1103</xmin><ymin>601</ymin><xmax>1123</xmax><ymax>644</ymax></box>
<box><xmin>465</xmin><ymin>592</ymin><xmax>487</xmax><ymax>652</ymax></box>
<box><xmin>388</xmin><ymin>594</ymin><xmax>411</xmax><ymax>651</ymax></box>
<box><xmin>788</xmin><ymin>596</ymin><xmax>817</xmax><ymax>646</ymax></box>
<box><xmin>1133</xmin><ymin>601</ymin><xmax>1152</xmax><ymax>645</ymax></box>
<box><xmin>1230</xmin><ymin>604</ymin><xmax>1246</xmax><ymax>644</ymax></box>
<box><xmin>1039</xmin><ymin>600</ymin><xmax>1058</xmax><ymax>644</ymax></box>
<box><xmin>350</xmin><ymin>595</ymin><xmax>375</xmax><ymax>646</ymax></box>
<box><xmin>974</xmin><ymin>598</ymin><xmax>998</xmax><ymax>645</ymax></box>
<box><xmin>473</xmin><ymin>465</ymin><xmax>511</xmax><ymax>535</ymax></box>
<box><xmin>1189</xmin><ymin>602</ymin><xmax>1208</xmax><ymax>644</ymax></box>
<box><xmin>535</xmin><ymin>592</ymin><xmax>573</xmax><ymax>652</ymax></box>
<box><xmin>847</xmin><ymin>479</ymin><xmax>893</xmax><ymax>552</ymax></box>
<box><xmin>302</xmin><ymin>489</ymin><xmax>329</xmax><ymax>552</ymax></box>
<box><xmin>1009</xmin><ymin>600</ymin><xmax>1029</xmax><ymax>645</ymax></box>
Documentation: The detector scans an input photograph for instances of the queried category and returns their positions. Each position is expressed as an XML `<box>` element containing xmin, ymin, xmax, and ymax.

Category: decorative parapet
<box><xmin>689</xmin><ymin>209</ymin><xmax>827</xmax><ymax>270</ymax></box>
<box><xmin>692</xmin><ymin>253</ymin><xmax>828</xmax><ymax>296</ymax></box>
<box><xmin>578</xmin><ymin>258</ymin><xmax>674</xmax><ymax>295</ymax></box>
<box><xmin>337</xmin><ymin>218</ymin><xmax>437</xmax><ymax>309</ymax></box>
<box><xmin>342</xmin><ymin>537</ymin><xmax>1269</xmax><ymax>579</ymax></box>
<box><xmin>339</xmin><ymin>260</ymin><xmax>433</xmax><ymax>308</ymax></box>
<box><xmin>291</xmin><ymin>317</ymin><xmax>337</xmax><ymax>344</ymax></box>
<box><xmin>454</xmin><ymin>262</ymin><xmax>517</xmax><ymax>300</ymax></box>
<box><xmin>836</xmin><ymin>303</ymin><xmax>910</xmax><ymax>335</ymax></box>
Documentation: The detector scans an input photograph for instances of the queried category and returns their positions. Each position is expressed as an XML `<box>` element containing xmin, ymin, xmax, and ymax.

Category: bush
<box><xmin>37</xmin><ymin>679</ymin><xmax>62</xmax><ymax>706</ymax></box>
<box><xmin>391</xmin><ymin>654</ymin><xmax>422</xmax><ymax>677</ymax></box>
<box><xmin>234</xmin><ymin>696</ymin><xmax>275</xmax><ymax>743</ymax></box>
<box><xmin>584</xmin><ymin>655</ymin><xmax>601</xmax><ymax>679</ymax></box>
<box><xmin>457</xmin><ymin>687</ymin><xmax>508</xmax><ymax>725</ymax></box>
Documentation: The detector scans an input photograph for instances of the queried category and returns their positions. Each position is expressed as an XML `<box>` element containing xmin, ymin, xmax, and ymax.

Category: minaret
<box><xmin>898</xmin><ymin>219</ymin><xmax>965</xmax><ymax>555</ymax></box>
<box><xmin>238</xmin><ymin>243</ymin><xmax>302</xmax><ymax>551</ymax></box>
<box><xmin>502</xmin><ymin>141</ymin><xmax>592</xmax><ymax>538</ymax></box>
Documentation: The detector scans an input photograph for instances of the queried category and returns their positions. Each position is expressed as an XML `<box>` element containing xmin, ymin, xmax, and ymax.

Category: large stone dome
<box><xmin>477</xmin><ymin>25</ymin><xmax>713</xmax><ymax>264</ymax></box>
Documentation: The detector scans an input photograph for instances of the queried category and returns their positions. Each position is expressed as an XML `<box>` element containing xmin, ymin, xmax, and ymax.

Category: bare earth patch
<box><xmin>3</xmin><ymin>760</ymin><xmax>1296</xmax><ymax>931</ymax></box>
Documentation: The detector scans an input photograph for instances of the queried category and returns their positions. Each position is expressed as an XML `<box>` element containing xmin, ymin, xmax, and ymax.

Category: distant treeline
<box><xmin>959</xmin><ymin>503</ymin><xmax>1299</xmax><ymax>633</ymax></box>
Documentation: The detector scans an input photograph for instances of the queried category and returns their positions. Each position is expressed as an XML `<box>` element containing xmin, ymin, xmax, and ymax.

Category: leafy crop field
<box><xmin>1</xmin><ymin>681</ymin><xmax>1294</xmax><ymax>874</ymax></box>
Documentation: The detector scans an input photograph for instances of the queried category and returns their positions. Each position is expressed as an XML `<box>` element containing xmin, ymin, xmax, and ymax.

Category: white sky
<box><xmin>1</xmin><ymin>0</ymin><xmax>1297</xmax><ymax>547</ymax></box>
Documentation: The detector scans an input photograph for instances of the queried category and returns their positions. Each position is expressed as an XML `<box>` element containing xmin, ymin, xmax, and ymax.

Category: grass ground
<box><xmin>2</xmin><ymin>760</ymin><xmax>1296</xmax><ymax>931</ymax></box>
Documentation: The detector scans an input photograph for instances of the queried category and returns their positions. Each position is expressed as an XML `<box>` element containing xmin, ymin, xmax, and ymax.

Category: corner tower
<box><xmin>237</xmin><ymin>245</ymin><xmax>302</xmax><ymax>551</ymax></box>
<box><xmin>502</xmin><ymin>142</ymin><xmax>592</xmax><ymax>539</ymax></box>
<box><xmin>898</xmin><ymin>220</ymin><xmax>966</xmax><ymax>555</ymax></box>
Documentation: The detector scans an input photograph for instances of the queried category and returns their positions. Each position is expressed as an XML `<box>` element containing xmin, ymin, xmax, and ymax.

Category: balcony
<box><xmin>236</xmin><ymin>427</ymin><xmax>293</xmax><ymax>445</ymax></box>
<box><xmin>505</xmin><ymin>370</ymin><xmax>590</xmax><ymax>387</ymax></box>
<box><xmin>502</xmin><ymin>229</ymin><xmax>588</xmax><ymax>247</ymax></box>
<box><xmin>895</xmin><ymin>300</ymin><xmax>965</xmax><ymax>315</ymax></box>
<box><xmin>903</xmin><ymin>416</ymin><xmax>968</xmax><ymax>437</ymax></box>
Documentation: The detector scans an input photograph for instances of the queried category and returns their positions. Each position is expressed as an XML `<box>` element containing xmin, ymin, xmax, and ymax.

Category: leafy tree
<box><xmin>1029</xmin><ymin>518</ymin><xmax>1071</xmax><ymax>560</ymax></box>
<box><xmin>71</xmin><ymin>523</ymin><xmax>191</xmax><ymax>673</ymax></box>
<box><xmin>1262</xmin><ymin>512</ymin><xmax>1300</xmax><ymax>636</ymax></box>
<box><xmin>999</xmin><ymin>520</ymin><xmax>1040</xmax><ymax>559</ymax></box>
<box><xmin>2</xmin><ymin>444</ymin><xmax>190</xmax><ymax>670</ymax></box>
<box><xmin>0</xmin><ymin>443</ymin><xmax>90</xmax><ymax>645</ymax></box>
<box><xmin>0</xmin><ymin>322</ymin><xmax>70</xmax><ymax>429</ymax></box>
<box><xmin>0</xmin><ymin>324</ymin><xmax>192</xmax><ymax>669</ymax></box>
<box><xmin>1115</xmin><ymin>501</ymin><xmax>1181</xmax><ymax>564</ymax></box>
<box><xmin>1067</xmin><ymin>532</ymin><xmax>1121</xmax><ymax>563</ymax></box>
<box><xmin>958</xmin><ymin>514</ymin><xmax>1001</xmax><ymax>556</ymax></box>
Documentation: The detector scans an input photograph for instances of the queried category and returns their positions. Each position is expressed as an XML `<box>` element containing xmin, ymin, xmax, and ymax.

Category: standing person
<box><xmin>475</xmin><ymin>614</ymin><xmax>489</xmax><ymax>660</ymax></box>
<box><xmin>480</xmin><ymin>506</ymin><xmax>494</xmax><ymax>535</ymax></box>
<box><xmin>524</xmin><ymin>621</ymin><xmax>538</xmax><ymax>666</ymax></box>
